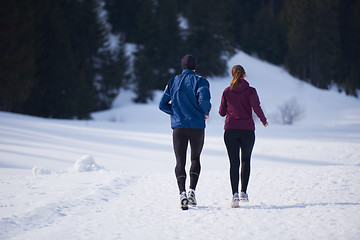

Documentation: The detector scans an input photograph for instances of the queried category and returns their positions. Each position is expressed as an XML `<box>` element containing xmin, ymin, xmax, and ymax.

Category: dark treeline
<box><xmin>1</xmin><ymin>0</ymin><xmax>359</xmax><ymax>119</ymax></box>
<box><xmin>1</xmin><ymin>0</ymin><xmax>128</xmax><ymax>118</ymax></box>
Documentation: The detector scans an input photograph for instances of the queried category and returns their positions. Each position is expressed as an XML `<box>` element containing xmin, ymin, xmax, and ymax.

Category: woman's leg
<box><xmin>239</xmin><ymin>130</ymin><xmax>255</xmax><ymax>194</ymax></box>
<box><xmin>224</xmin><ymin>130</ymin><xmax>241</xmax><ymax>195</ymax></box>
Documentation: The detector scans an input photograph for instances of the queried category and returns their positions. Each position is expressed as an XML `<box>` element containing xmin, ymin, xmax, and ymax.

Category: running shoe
<box><xmin>180</xmin><ymin>191</ymin><xmax>189</xmax><ymax>210</ymax></box>
<box><xmin>231</xmin><ymin>193</ymin><xmax>240</xmax><ymax>208</ymax></box>
<box><xmin>187</xmin><ymin>189</ymin><xmax>197</xmax><ymax>206</ymax></box>
<box><xmin>239</xmin><ymin>192</ymin><xmax>249</xmax><ymax>202</ymax></box>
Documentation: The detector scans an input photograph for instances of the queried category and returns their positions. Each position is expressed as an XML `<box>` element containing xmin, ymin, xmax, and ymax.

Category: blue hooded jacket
<box><xmin>159</xmin><ymin>69</ymin><xmax>211</xmax><ymax>129</ymax></box>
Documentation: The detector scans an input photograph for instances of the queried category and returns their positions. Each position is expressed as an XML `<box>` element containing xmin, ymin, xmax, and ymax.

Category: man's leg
<box><xmin>173</xmin><ymin>128</ymin><xmax>189</xmax><ymax>193</ymax></box>
<box><xmin>189</xmin><ymin>129</ymin><xmax>205</xmax><ymax>190</ymax></box>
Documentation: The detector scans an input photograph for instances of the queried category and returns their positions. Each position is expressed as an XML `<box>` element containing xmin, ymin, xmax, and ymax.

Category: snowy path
<box><xmin>1</xmin><ymin>165</ymin><xmax>359</xmax><ymax>240</ymax></box>
<box><xmin>2</xmin><ymin>50</ymin><xmax>360</xmax><ymax>239</ymax></box>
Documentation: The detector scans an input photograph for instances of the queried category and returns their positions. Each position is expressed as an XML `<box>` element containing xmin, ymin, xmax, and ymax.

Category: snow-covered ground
<box><xmin>1</xmin><ymin>51</ymin><xmax>360</xmax><ymax>240</ymax></box>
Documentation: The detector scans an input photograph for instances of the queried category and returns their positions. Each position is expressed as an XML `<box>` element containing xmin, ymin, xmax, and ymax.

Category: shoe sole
<box><xmin>231</xmin><ymin>199</ymin><xmax>240</xmax><ymax>208</ymax></box>
<box><xmin>181</xmin><ymin>198</ymin><xmax>189</xmax><ymax>210</ymax></box>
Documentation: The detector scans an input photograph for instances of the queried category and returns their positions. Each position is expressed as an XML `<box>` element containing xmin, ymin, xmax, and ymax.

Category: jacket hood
<box><xmin>231</xmin><ymin>79</ymin><xmax>250</xmax><ymax>92</ymax></box>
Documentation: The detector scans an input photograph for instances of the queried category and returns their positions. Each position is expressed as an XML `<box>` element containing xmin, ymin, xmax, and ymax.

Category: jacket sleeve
<box><xmin>219</xmin><ymin>91</ymin><xmax>227</xmax><ymax>117</ymax></box>
<box><xmin>158</xmin><ymin>83</ymin><xmax>172</xmax><ymax>115</ymax></box>
<box><xmin>250</xmin><ymin>88</ymin><xmax>267</xmax><ymax>124</ymax></box>
<box><xmin>196</xmin><ymin>77</ymin><xmax>211</xmax><ymax>115</ymax></box>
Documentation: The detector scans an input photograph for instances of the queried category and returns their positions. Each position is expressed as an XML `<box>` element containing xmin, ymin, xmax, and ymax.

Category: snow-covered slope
<box><xmin>1</xmin><ymin>51</ymin><xmax>359</xmax><ymax>240</ymax></box>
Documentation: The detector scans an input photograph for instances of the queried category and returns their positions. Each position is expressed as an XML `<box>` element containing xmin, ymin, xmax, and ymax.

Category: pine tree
<box><xmin>104</xmin><ymin>0</ymin><xmax>140</xmax><ymax>43</ymax></box>
<box><xmin>152</xmin><ymin>0</ymin><xmax>182</xmax><ymax>90</ymax></box>
<box><xmin>249</xmin><ymin>0</ymin><xmax>287</xmax><ymax>65</ymax></box>
<box><xmin>23</xmin><ymin>0</ymin><xmax>77</xmax><ymax>118</ymax></box>
<box><xmin>133</xmin><ymin>47</ymin><xmax>156</xmax><ymax>102</ymax></box>
<box><xmin>132</xmin><ymin>0</ymin><xmax>158</xmax><ymax>102</ymax></box>
<box><xmin>0</xmin><ymin>0</ymin><xmax>37</xmax><ymax>112</ymax></box>
<box><xmin>227</xmin><ymin>0</ymin><xmax>262</xmax><ymax>52</ymax></box>
<box><xmin>64</xmin><ymin>0</ymin><xmax>109</xmax><ymax>118</ymax></box>
<box><xmin>338</xmin><ymin>0</ymin><xmax>360</xmax><ymax>96</ymax></box>
<box><xmin>283</xmin><ymin>0</ymin><xmax>340</xmax><ymax>89</ymax></box>
<box><xmin>23</xmin><ymin>0</ymin><xmax>121</xmax><ymax>119</ymax></box>
<box><xmin>95</xmin><ymin>38</ymin><xmax>129</xmax><ymax>110</ymax></box>
<box><xmin>183</xmin><ymin>0</ymin><xmax>230</xmax><ymax>77</ymax></box>
<box><xmin>132</xmin><ymin>0</ymin><xmax>182</xmax><ymax>102</ymax></box>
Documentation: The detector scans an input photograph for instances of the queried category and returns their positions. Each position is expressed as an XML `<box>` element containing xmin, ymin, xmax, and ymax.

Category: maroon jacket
<box><xmin>219</xmin><ymin>79</ymin><xmax>267</xmax><ymax>130</ymax></box>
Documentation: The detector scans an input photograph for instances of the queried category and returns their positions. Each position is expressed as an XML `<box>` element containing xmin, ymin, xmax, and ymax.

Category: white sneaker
<box><xmin>180</xmin><ymin>191</ymin><xmax>189</xmax><ymax>210</ymax></box>
<box><xmin>231</xmin><ymin>193</ymin><xmax>240</xmax><ymax>208</ymax></box>
<box><xmin>239</xmin><ymin>192</ymin><xmax>249</xmax><ymax>202</ymax></box>
<box><xmin>188</xmin><ymin>189</ymin><xmax>197</xmax><ymax>206</ymax></box>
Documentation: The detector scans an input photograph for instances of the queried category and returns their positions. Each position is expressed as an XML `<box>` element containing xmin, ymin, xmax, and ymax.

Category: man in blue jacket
<box><xmin>159</xmin><ymin>54</ymin><xmax>211</xmax><ymax>210</ymax></box>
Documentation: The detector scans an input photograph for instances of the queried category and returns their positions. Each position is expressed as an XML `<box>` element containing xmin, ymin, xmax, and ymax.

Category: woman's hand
<box><xmin>263</xmin><ymin>122</ymin><xmax>269</xmax><ymax>127</ymax></box>
<box><xmin>205</xmin><ymin>114</ymin><xmax>209</xmax><ymax>119</ymax></box>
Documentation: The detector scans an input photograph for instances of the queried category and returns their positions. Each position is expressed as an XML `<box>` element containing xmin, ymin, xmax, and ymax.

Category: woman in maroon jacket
<box><xmin>219</xmin><ymin>65</ymin><xmax>268</xmax><ymax>208</ymax></box>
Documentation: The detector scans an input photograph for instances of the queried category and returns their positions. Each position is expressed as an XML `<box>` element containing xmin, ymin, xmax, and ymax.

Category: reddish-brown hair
<box><xmin>230</xmin><ymin>65</ymin><xmax>245</xmax><ymax>91</ymax></box>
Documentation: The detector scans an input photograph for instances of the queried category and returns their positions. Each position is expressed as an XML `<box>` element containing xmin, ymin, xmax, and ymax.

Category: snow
<box><xmin>68</xmin><ymin>155</ymin><xmax>104</xmax><ymax>173</ymax></box>
<box><xmin>1</xmin><ymin>51</ymin><xmax>360</xmax><ymax>240</ymax></box>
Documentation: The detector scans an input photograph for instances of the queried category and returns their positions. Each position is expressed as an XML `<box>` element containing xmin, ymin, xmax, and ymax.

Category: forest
<box><xmin>1</xmin><ymin>0</ymin><xmax>359</xmax><ymax>119</ymax></box>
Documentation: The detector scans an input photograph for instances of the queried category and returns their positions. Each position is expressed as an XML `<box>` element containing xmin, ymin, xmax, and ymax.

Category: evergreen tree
<box><xmin>152</xmin><ymin>0</ymin><xmax>182</xmax><ymax>90</ymax></box>
<box><xmin>183</xmin><ymin>0</ymin><xmax>231</xmax><ymax>77</ymax></box>
<box><xmin>133</xmin><ymin>47</ymin><xmax>156</xmax><ymax>102</ymax></box>
<box><xmin>95</xmin><ymin>39</ymin><xmax>129</xmax><ymax>110</ymax></box>
<box><xmin>104</xmin><ymin>0</ymin><xmax>140</xmax><ymax>43</ymax></box>
<box><xmin>132</xmin><ymin>0</ymin><xmax>158</xmax><ymax>102</ymax></box>
<box><xmin>23</xmin><ymin>0</ymin><xmax>125</xmax><ymax>118</ymax></box>
<box><xmin>23</xmin><ymin>0</ymin><xmax>77</xmax><ymax>118</ymax></box>
<box><xmin>283</xmin><ymin>0</ymin><xmax>340</xmax><ymax>89</ymax></box>
<box><xmin>64</xmin><ymin>0</ymin><xmax>112</xmax><ymax>118</ymax></box>
<box><xmin>248</xmin><ymin>0</ymin><xmax>287</xmax><ymax>65</ymax></box>
<box><xmin>227</xmin><ymin>0</ymin><xmax>262</xmax><ymax>52</ymax></box>
<box><xmin>133</xmin><ymin>0</ymin><xmax>182</xmax><ymax>102</ymax></box>
<box><xmin>0</xmin><ymin>0</ymin><xmax>37</xmax><ymax>112</ymax></box>
<box><xmin>338</xmin><ymin>0</ymin><xmax>360</xmax><ymax>96</ymax></box>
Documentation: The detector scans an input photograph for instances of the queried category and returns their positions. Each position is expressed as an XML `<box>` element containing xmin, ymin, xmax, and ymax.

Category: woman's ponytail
<box><xmin>230</xmin><ymin>65</ymin><xmax>245</xmax><ymax>91</ymax></box>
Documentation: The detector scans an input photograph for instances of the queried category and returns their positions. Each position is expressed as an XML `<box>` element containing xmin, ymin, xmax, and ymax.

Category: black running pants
<box><xmin>224</xmin><ymin>129</ymin><xmax>255</xmax><ymax>195</ymax></box>
<box><xmin>173</xmin><ymin>128</ymin><xmax>204</xmax><ymax>194</ymax></box>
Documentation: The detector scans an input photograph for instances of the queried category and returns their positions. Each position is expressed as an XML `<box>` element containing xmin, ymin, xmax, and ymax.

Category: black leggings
<box><xmin>173</xmin><ymin>128</ymin><xmax>204</xmax><ymax>193</ymax></box>
<box><xmin>224</xmin><ymin>129</ymin><xmax>255</xmax><ymax>195</ymax></box>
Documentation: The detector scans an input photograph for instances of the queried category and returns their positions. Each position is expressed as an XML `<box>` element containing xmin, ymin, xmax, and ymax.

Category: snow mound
<box><xmin>69</xmin><ymin>155</ymin><xmax>104</xmax><ymax>173</ymax></box>
<box><xmin>32</xmin><ymin>166</ymin><xmax>52</xmax><ymax>176</ymax></box>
